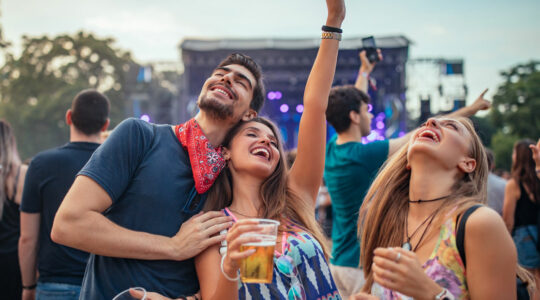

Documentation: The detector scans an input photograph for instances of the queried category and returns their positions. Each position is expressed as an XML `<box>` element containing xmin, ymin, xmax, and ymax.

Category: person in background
<box><xmin>0</xmin><ymin>120</ymin><xmax>28</xmax><ymax>300</ymax></box>
<box><xmin>19</xmin><ymin>90</ymin><xmax>110</xmax><ymax>300</ymax></box>
<box><xmin>486</xmin><ymin>148</ymin><xmax>507</xmax><ymax>215</ymax></box>
<box><xmin>503</xmin><ymin>138</ymin><xmax>540</xmax><ymax>299</ymax></box>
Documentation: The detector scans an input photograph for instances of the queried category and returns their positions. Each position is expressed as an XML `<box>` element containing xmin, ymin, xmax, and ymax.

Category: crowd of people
<box><xmin>0</xmin><ymin>1</ymin><xmax>539</xmax><ymax>299</ymax></box>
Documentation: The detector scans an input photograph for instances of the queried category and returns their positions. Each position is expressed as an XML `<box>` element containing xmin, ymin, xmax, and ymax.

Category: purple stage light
<box><xmin>296</xmin><ymin>104</ymin><xmax>304</xmax><ymax>113</ymax></box>
<box><xmin>280</xmin><ymin>104</ymin><xmax>289</xmax><ymax>113</ymax></box>
<box><xmin>267</xmin><ymin>92</ymin><xmax>276</xmax><ymax>100</ymax></box>
<box><xmin>275</xmin><ymin>91</ymin><xmax>282</xmax><ymax>100</ymax></box>
<box><xmin>367</xmin><ymin>104</ymin><xmax>373</xmax><ymax>112</ymax></box>
<box><xmin>376</xmin><ymin>121</ymin><xmax>385</xmax><ymax>129</ymax></box>
<box><xmin>399</xmin><ymin>131</ymin><xmax>406</xmax><ymax>137</ymax></box>
<box><xmin>140</xmin><ymin>114</ymin><xmax>151</xmax><ymax>122</ymax></box>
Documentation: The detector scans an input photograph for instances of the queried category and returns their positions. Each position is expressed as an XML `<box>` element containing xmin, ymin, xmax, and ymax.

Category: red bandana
<box><xmin>175</xmin><ymin>119</ymin><xmax>226</xmax><ymax>194</ymax></box>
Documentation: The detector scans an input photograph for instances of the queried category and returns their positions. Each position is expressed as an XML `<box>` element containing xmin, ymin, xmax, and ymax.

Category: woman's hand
<box><xmin>372</xmin><ymin>247</ymin><xmax>443</xmax><ymax>300</ymax></box>
<box><xmin>326</xmin><ymin>0</ymin><xmax>346</xmax><ymax>28</ymax></box>
<box><xmin>222</xmin><ymin>219</ymin><xmax>263</xmax><ymax>278</ymax></box>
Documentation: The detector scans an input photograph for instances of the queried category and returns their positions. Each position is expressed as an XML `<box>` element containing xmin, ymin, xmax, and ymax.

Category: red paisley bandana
<box><xmin>175</xmin><ymin>119</ymin><xmax>226</xmax><ymax>194</ymax></box>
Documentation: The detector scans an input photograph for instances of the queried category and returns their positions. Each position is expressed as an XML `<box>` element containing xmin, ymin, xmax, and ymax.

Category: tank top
<box><xmin>0</xmin><ymin>167</ymin><xmax>21</xmax><ymax>255</ymax></box>
<box><xmin>514</xmin><ymin>182</ymin><xmax>538</xmax><ymax>227</ymax></box>
<box><xmin>373</xmin><ymin>210</ymin><xmax>469</xmax><ymax>299</ymax></box>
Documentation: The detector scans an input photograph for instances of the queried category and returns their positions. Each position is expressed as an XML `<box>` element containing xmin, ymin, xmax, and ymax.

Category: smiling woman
<box><xmin>352</xmin><ymin>116</ymin><xmax>525</xmax><ymax>300</ymax></box>
<box><xmin>190</xmin><ymin>1</ymin><xmax>346</xmax><ymax>299</ymax></box>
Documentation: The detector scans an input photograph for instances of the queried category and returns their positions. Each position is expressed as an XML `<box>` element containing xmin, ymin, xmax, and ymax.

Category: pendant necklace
<box><xmin>402</xmin><ymin>195</ymin><xmax>450</xmax><ymax>251</ymax></box>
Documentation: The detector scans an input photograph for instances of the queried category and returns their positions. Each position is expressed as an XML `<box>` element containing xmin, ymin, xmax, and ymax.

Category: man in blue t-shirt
<box><xmin>51</xmin><ymin>53</ymin><xmax>266</xmax><ymax>299</ymax></box>
<box><xmin>324</xmin><ymin>50</ymin><xmax>492</xmax><ymax>298</ymax></box>
<box><xmin>19</xmin><ymin>89</ymin><xmax>110</xmax><ymax>300</ymax></box>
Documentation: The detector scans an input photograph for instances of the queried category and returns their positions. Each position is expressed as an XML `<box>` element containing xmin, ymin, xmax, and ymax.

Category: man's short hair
<box><xmin>217</xmin><ymin>53</ymin><xmax>265</xmax><ymax>113</ymax></box>
<box><xmin>71</xmin><ymin>89</ymin><xmax>110</xmax><ymax>135</ymax></box>
<box><xmin>326</xmin><ymin>85</ymin><xmax>370</xmax><ymax>133</ymax></box>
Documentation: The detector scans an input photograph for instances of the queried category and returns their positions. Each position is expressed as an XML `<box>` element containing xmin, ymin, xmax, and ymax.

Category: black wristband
<box><xmin>322</xmin><ymin>25</ymin><xmax>342</xmax><ymax>33</ymax></box>
<box><xmin>22</xmin><ymin>284</ymin><xmax>37</xmax><ymax>290</ymax></box>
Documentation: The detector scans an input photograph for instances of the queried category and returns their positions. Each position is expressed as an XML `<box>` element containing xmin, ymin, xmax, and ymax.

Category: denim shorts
<box><xmin>36</xmin><ymin>282</ymin><xmax>81</xmax><ymax>300</ymax></box>
<box><xmin>513</xmin><ymin>225</ymin><xmax>540</xmax><ymax>269</ymax></box>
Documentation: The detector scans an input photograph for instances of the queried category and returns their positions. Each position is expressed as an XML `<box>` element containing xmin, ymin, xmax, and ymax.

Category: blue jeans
<box><xmin>36</xmin><ymin>282</ymin><xmax>81</xmax><ymax>300</ymax></box>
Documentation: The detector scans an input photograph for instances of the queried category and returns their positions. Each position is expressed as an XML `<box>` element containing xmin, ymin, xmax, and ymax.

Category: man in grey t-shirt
<box><xmin>486</xmin><ymin>148</ymin><xmax>506</xmax><ymax>215</ymax></box>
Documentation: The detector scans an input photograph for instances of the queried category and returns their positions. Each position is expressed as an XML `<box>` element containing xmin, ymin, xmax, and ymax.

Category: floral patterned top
<box><xmin>373</xmin><ymin>212</ymin><xmax>468</xmax><ymax>300</ymax></box>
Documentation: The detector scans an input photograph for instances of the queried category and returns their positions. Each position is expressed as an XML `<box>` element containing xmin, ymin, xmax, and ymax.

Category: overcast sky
<box><xmin>3</xmin><ymin>0</ymin><xmax>539</xmax><ymax>103</ymax></box>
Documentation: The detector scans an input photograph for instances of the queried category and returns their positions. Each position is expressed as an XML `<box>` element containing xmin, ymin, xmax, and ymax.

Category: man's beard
<box><xmin>198</xmin><ymin>95</ymin><xmax>234</xmax><ymax>120</ymax></box>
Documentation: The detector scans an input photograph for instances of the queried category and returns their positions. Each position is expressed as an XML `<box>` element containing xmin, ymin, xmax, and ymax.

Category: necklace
<box><xmin>408</xmin><ymin>194</ymin><xmax>451</xmax><ymax>204</ymax></box>
<box><xmin>228</xmin><ymin>208</ymin><xmax>258</xmax><ymax>218</ymax></box>
<box><xmin>402</xmin><ymin>204</ymin><xmax>445</xmax><ymax>251</ymax></box>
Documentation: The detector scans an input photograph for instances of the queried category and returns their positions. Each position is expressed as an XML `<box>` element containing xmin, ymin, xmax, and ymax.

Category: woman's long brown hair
<box><xmin>0</xmin><ymin>120</ymin><xmax>21</xmax><ymax>220</ymax></box>
<box><xmin>511</xmin><ymin>139</ymin><xmax>540</xmax><ymax>202</ymax></box>
<box><xmin>358</xmin><ymin>117</ymin><xmax>490</xmax><ymax>291</ymax></box>
<box><xmin>205</xmin><ymin>117</ymin><xmax>330</xmax><ymax>258</ymax></box>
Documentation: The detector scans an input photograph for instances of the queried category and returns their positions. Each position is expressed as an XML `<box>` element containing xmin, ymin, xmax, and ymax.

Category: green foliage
<box><xmin>470</xmin><ymin>116</ymin><xmax>496</xmax><ymax>148</ymax></box>
<box><xmin>488</xmin><ymin>61</ymin><xmax>540</xmax><ymax>171</ymax></box>
<box><xmin>491</xmin><ymin>131</ymin><xmax>519</xmax><ymax>171</ymax></box>
<box><xmin>490</xmin><ymin>61</ymin><xmax>540</xmax><ymax>138</ymax></box>
<box><xmin>0</xmin><ymin>31</ymin><xmax>136</xmax><ymax>159</ymax></box>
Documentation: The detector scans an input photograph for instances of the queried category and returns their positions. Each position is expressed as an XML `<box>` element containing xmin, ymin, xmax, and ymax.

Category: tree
<box><xmin>0</xmin><ymin>31</ymin><xmax>136</xmax><ymax>159</ymax></box>
<box><xmin>489</xmin><ymin>61</ymin><xmax>540</xmax><ymax>170</ymax></box>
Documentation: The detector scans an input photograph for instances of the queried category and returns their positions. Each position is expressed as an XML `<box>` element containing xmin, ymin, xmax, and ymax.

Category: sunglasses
<box><xmin>275</xmin><ymin>254</ymin><xmax>306</xmax><ymax>300</ymax></box>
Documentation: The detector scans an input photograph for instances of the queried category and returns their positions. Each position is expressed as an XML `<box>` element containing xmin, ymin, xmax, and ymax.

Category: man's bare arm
<box><xmin>388</xmin><ymin>89</ymin><xmax>491</xmax><ymax>156</ymax></box>
<box><xmin>52</xmin><ymin>175</ymin><xmax>232</xmax><ymax>261</ymax></box>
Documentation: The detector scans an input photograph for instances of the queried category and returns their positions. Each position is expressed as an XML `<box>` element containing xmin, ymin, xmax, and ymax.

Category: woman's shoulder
<box><xmin>465</xmin><ymin>206</ymin><xmax>513</xmax><ymax>245</ymax></box>
<box><xmin>467</xmin><ymin>205</ymin><xmax>504</xmax><ymax>228</ymax></box>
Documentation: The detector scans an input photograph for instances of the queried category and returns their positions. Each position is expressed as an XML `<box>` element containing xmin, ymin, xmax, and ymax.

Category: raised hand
<box><xmin>359</xmin><ymin>49</ymin><xmax>383</xmax><ymax>74</ymax></box>
<box><xmin>170</xmin><ymin>211</ymin><xmax>233</xmax><ymax>261</ymax></box>
<box><xmin>471</xmin><ymin>88</ymin><xmax>492</xmax><ymax>112</ymax></box>
<box><xmin>326</xmin><ymin>0</ymin><xmax>346</xmax><ymax>27</ymax></box>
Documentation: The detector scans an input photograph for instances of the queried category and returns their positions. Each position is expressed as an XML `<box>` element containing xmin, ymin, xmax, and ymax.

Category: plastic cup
<box><xmin>239</xmin><ymin>218</ymin><xmax>280</xmax><ymax>283</ymax></box>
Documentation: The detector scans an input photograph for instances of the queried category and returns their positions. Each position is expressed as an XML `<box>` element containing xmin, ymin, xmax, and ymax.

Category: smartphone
<box><xmin>362</xmin><ymin>36</ymin><xmax>380</xmax><ymax>63</ymax></box>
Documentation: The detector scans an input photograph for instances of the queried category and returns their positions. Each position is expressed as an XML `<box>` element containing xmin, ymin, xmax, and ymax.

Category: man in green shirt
<box><xmin>324</xmin><ymin>50</ymin><xmax>491</xmax><ymax>298</ymax></box>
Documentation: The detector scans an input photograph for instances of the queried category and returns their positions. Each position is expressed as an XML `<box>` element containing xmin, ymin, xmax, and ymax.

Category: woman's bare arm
<box><xmin>289</xmin><ymin>0</ymin><xmax>345</xmax><ymax>202</ymax></box>
<box><xmin>466</xmin><ymin>207</ymin><xmax>517</xmax><ymax>299</ymax></box>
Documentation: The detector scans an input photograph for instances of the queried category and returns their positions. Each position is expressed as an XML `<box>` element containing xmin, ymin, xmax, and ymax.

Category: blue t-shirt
<box><xmin>21</xmin><ymin>142</ymin><xmax>100</xmax><ymax>285</ymax></box>
<box><xmin>78</xmin><ymin>118</ymin><xmax>206</xmax><ymax>300</ymax></box>
<box><xmin>323</xmin><ymin>135</ymin><xmax>389</xmax><ymax>268</ymax></box>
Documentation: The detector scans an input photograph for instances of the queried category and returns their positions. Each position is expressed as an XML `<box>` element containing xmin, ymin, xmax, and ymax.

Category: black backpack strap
<box><xmin>456</xmin><ymin>204</ymin><xmax>482</xmax><ymax>268</ymax></box>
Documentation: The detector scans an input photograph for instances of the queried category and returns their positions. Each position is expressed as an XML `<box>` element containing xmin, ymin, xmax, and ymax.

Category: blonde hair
<box><xmin>358</xmin><ymin>117</ymin><xmax>489</xmax><ymax>291</ymax></box>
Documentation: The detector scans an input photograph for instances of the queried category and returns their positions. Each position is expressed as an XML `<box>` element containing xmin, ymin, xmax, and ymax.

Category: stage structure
<box><xmin>179</xmin><ymin>36</ymin><xmax>410</xmax><ymax>149</ymax></box>
<box><xmin>406</xmin><ymin>58</ymin><xmax>467</xmax><ymax>124</ymax></box>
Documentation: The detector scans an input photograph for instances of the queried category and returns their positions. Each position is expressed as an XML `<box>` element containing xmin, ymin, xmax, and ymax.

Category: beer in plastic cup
<box><xmin>240</xmin><ymin>219</ymin><xmax>280</xmax><ymax>283</ymax></box>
